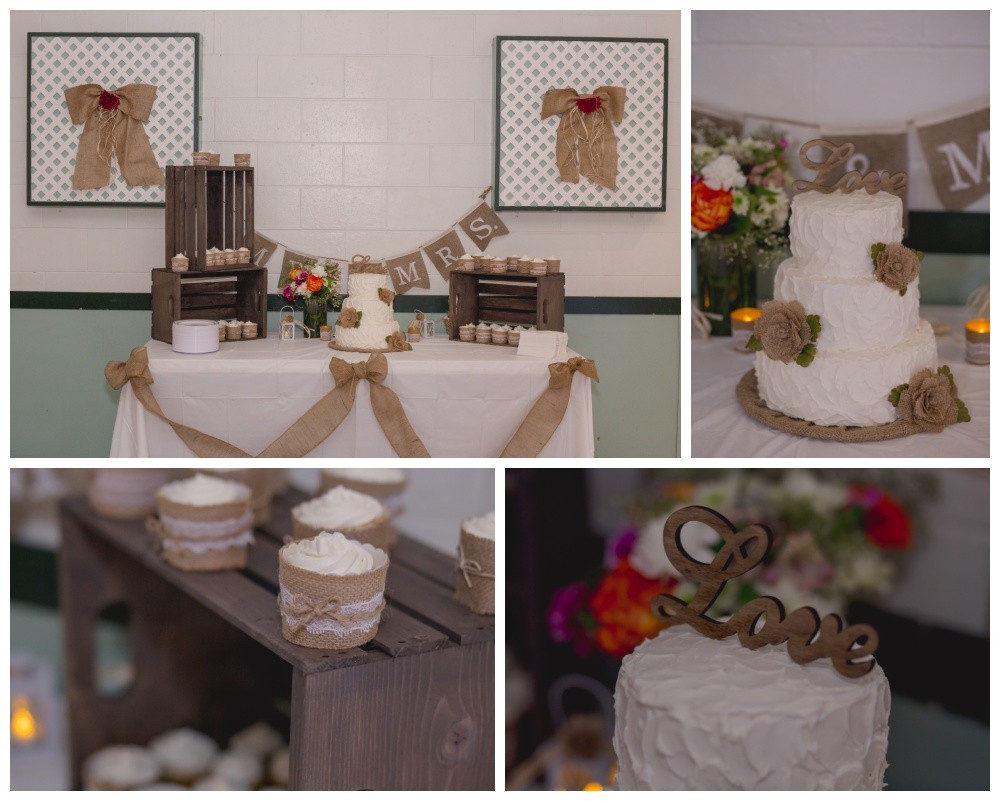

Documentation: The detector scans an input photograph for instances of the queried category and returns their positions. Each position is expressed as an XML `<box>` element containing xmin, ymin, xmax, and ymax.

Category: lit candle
<box><xmin>10</xmin><ymin>696</ymin><xmax>40</xmax><ymax>745</ymax></box>
<box><xmin>583</xmin><ymin>782</ymin><xmax>604</xmax><ymax>791</ymax></box>
<box><xmin>965</xmin><ymin>318</ymin><xmax>989</xmax><ymax>365</ymax></box>
<box><xmin>730</xmin><ymin>307</ymin><xmax>762</xmax><ymax>352</ymax></box>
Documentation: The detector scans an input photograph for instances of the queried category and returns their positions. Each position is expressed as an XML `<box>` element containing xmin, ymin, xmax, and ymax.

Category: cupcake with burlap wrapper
<box><xmin>148</xmin><ymin>727</ymin><xmax>218</xmax><ymax>784</ymax></box>
<box><xmin>278</xmin><ymin>531</ymin><xmax>389</xmax><ymax>649</ymax></box>
<box><xmin>151</xmin><ymin>474</ymin><xmax>254</xmax><ymax>572</ymax></box>
<box><xmin>454</xmin><ymin>511</ymin><xmax>495</xmax><ymax>615</ymax></box>
<box><xmin>291</xmin><ymin>485</ymin><xmax>398</xmax><ymax>552</ymax></box>
<box><xmin>83</xmin><ymin>745</ymin><xmax>161</xmax><ymax>791</ymax></box>
<box><xmin>319</xmin><ymin>468</ymin><xmax>408</xmax><ymax>502</ymax></box>
<box><xmin>88</xmin><ymin>468</ymin><xmax>172</xmax><ymax>520</ymax></box>
<box><xmin>198</xmin><ymin>468</ymin><xmax>280</xmax><ymax>526</ymax></box>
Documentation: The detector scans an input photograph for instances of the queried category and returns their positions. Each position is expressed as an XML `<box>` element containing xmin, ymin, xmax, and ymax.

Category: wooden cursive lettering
<box><xmin>792</xmin><ymin>139</ymin><xmax>907</xmax><ymax>196</ymax></box>
<box><xmin>650</xmin><ymin>505</ymin><xmax>879</xmax><ymax>679</ymax></box>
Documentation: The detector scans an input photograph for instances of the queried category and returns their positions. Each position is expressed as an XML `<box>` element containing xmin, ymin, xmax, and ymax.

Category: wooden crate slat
<box><xmin>234</xmin><ymin>171</ymin><xmax>246</xmax><ymax>251</ymax></box>
<box><xmin>391</xmin><ymin>536</ymin><xmax>458</xmax><ymax>588</ymax></box>
<box><xmin>180</xmin><ymin>294</ymin><xmax>238</xmax><ymax>310</ymax></box>
<box><xmin>474</xmin><ymin>281</ymin><xmax>537</xmax><ymax>297</ymax></box>
<box><xmin>178</xmin><ymin>278</ymin><xmax>238</xmax><ymax>293</ymax></box>
<box><xmin>478</xmin><ymin>296</ymin><xmax>538</xmax><ymax>313</ymax></box>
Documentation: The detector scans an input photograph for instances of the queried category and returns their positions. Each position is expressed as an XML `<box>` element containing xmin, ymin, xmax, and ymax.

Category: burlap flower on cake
<box><xmin>337</xmin><ymin>307</ymin><xmax>362</xmax><ymax>328</ymax></box>
<box><xmin>747</xmin><ymin>300</ymin><xmax>821</xmax><ymax>367</ymax></box>
<box><xmin>888</xmin><ymin>365</ymin><xmax>970</xmax><ymax>432</ymax></box>
<box><xmin>870</xmin><ymin>243</ymin><xmax>923</xmax><ymax>296</ymax></box>
<box><xmin>385</xmin><ymin>332</ymin><xmax>412</xmax><ymax>352</ymax></box>
<box><xmin>378</xmin><ymin>288</ymin><xmax>395</xmax><ymax>305</ymax></box>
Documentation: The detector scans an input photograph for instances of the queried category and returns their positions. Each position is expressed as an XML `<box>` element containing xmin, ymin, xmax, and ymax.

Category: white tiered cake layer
<box><xmin>334</xmin><ymin>270</ymin><xmax>400</xmax><ymax>351</ymax></box>
<box><xmin>341</xmin><ymin>298</ymin><xmax>395</xmax><ymax>325</ymax></box>
<box><xmin>791</xmin><ymin>191</ymin><xmax>903</xmax><ymax>279</ymax></box>
<box><xmin>335</xmin><ymin>321</ymin><xmax>399</xmax><ymax>351</ymax></box>
<box><xmin>613</xmin><ymin>627</ymin><xmax>891</xmax><ymax>791</ymax></box>
<box><xmin>755</xmin><ymin>320</ymin><xmax>938</xmax><ymax>426</ymax></box>
<box><xmin>347</xmin><ymin>273</ymin><xmax>388</xmax><ymax>298</ymax></box>
<box><xmin>774</xmin><ymin>258</ymin><xmax>921</xmax><ymax>351</ymax></box>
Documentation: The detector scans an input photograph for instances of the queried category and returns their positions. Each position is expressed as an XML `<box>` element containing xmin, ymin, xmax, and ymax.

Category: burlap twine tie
<box><xmin>278</xmin><ymin>591</ymin><xmax>386</xmax><ymax>637</ymax></box>
<box><xmin>541</xmin><ymin>86</ymin><xmax>626</xmax><ymax>191</ymax></box>
<box><xmin>64</xmin><ymin>83</ymin><xmax>165</xmax><ymax>190</ymax></box>
<box><xmin>454</xmin><ymin>532</ymin><xmax>495</xmax><ymax>615</ymax></box>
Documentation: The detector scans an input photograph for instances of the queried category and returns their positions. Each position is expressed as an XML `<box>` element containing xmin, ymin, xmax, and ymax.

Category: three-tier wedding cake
<box><xmin>333</xmin><ymin>262</ymin><xmax>400</xmax><ymax>352</ymax></box>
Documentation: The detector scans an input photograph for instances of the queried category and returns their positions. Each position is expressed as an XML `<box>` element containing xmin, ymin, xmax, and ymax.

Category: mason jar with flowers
<box><xmin>692</xmin><ymin>124</ymin><xmax>791</xmax><ymax>335</ymax></box>
<box><xmin>280</xmin><ymin>260</ymin><xmax>342</xmax><ymax>338</ymax></box>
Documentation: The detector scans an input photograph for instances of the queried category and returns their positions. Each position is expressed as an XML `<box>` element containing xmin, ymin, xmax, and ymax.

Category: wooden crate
<box><xmin>151</xmin><ymin>266</ymin><xmax>268</xmax><ymax>344</ymax></box>
<box><xmin>58</xmin><ymin>489</ymin><xmax>494</xmax><ymax>790</ymax></box>
<box><xmin>165</xmin><ymin>166</ymin><xmax>255</xmax><ymax>271</ymax></box>
<box><xmin>448</xmin><ymin>271</ymin><xmax>565</xmax><ymax>337</ymax></box>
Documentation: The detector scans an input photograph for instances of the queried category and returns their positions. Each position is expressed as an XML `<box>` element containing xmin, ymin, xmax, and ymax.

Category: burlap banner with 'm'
<box><xmin>917</xmin><ymin>107</ymin><xmax>989</xmax><ymax>210</ymax></box>
<box><xmin>384</xmin><ymin>251</ymin><xmax>431</xmax><ymax>294</ymax></box>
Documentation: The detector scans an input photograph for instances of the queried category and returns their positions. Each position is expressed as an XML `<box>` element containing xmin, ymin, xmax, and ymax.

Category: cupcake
<box><xmin>490</xmin><ymin>324</ymin><xmax>509</xmax><ymax>345</ymax></box>
<box><xmin>199</xmin><ymin>468</ymin><xmax>278</xmax><ymax>525</ymax></box>
<box><xmin>269</xmin><ymin>747</ymin><xmax>290</xmax><ymax>786</ymax></box>
<box><xmin>87</xmin><ymin>469</ymin><xmax>171</xmax><ymax>520</ymax></box>
<box><xmin>209</xmin><ymin>749</ymin><xmax>264</xmax><ymax>790</ymax></box>
<box><xmin>459</xmin><ymin>323</ymin><xmax>476</xmax><ymax>342</ymax></box>
<box><xmin>154</xmin><ymin>474</ymin><xmax>254</xmax><ymax>571</ymax></box>
<box><xmin>319</xmin><ymin>468</ymin><xmax>408</xmax><ymax>502</ymax></box>
<box><xmin>506</xmin><ymin>254</ymin><xmax>519</xmax><ymax>270</ymax></box>
<box><xmin>206</xmin><ymin>247</ymin><xmax>223</xmax><ymax>267</ymax></box>
<box><xmin>218</xmin><ymin>320</ymin><xmax>227</xmax><ymax>342</ymax></box>
<box><xmin>490</xmin><ymin>257</ymin><xmax>508</xmax><ymax>273</ymax></box>
<box><xmin>475</xmin><ymin>322</ymin><xmax>491</xmax><ymax>344</ymax></box>
<box><xmin>83</xmin><ymin>745</ymin><xmax>161</xmax><ymax>791</ymax></box>
<box><xmin>545</xmin><ymin>255</ymin><xmax>561</xmax><ymax>273</ymax></box>
<box><xmin>291</xmin><ymin>485</ymin><xmax>397</xmax><ymax>551</ymax></box>
<box><xmin>458</xmin><ymin>253</ymin><xmax>475</xmax><ymax>271</ymax></box>
<box><xmin>278</xmin><ymin>531</ymin><xmax>389</xmax><ymax>649</ymax></box>
<box><xmin>237</xmin><ymin>246</ymin><xmax>251</xmax><ymax>264</ymax></box>
<box><xmin>229</xmin><ymin>721</ymin><xmax>284</xmax><ymax>759</ymax></box>
<box><xmin>234</xmin><ymin>152</ymin><xmax>252</xmax><ymax>167</ymax></box>
<box><xmin>455</xmin><ymin>511</ymin><xmax>495</xmax><ymax>615</ymax></box>
<box><xmin>192</xmin><ymin>775</ymin><xmax>241</xmax><ymax>790</ymax></box>
<box><xmin>226</xmin><ymin>320</ymin><xmax>242</xmax><ymax>340</ymax></box>
<box><xmin>530</xmin><ymin>258</ymin><xmax>547</xmax><ymax>275</ymax></box>
<box><xmin>242</xmin><ymin>321</ymin><xmax>258</xmax><ymax>339</ymax></box>
<box><xmin>517</xmin><ymin>256</ymin><xmax>532</xmax><ymax>273</ymax></box>
<box><xmin>171</xmin><ymin>253</ymin><xmax>189</xmax><ymax>272</ymax></box>
<box><xmin>149</xmin><ymin>727</ymin><xmax>218</xmax><ymax>784</ymax></box>
<box><xmin>507</xmin><ymin>327</ymin><xmax>522</xmax><ymax>347</ymax></box>
<box><xmin>223</xmin><ymin>248</ymin><xmax>238</xmax><ymax>265</ymax></box>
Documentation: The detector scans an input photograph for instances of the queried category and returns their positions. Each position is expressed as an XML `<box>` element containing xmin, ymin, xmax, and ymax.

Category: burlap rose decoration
<box><xmin>747</xmin><ymin>300</ymin><xmax>821</xmax><ymax>367</ymax></box>
<box><xmin>889</xmin><ymin>365</ymin><xmax>970</xmax><ymax>433</ymax></box>
<box><xmin>385</xmin><ymin>332</ymin><xmax>412</xmax><ymax>352</ymax></box>
<box><xmin>871</xmin><ymin>243</ymin><xmax>923</xmax><ymax>296</ymax></box>
<box><xmin>337</xmin><ymin>307</ymin><xmax>362</xmax><ymax>328</ymax></box>
<box><xmin>378</xmin><ymin>287</ymin><xmax>395</xmax><ymax>305</ymax></box>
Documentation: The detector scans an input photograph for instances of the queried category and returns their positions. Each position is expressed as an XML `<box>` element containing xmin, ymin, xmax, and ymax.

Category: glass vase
<box><xmin>302</xmin><ymin>296</ymin><xmax>328</xmax><ymax>339</ymax></box>
<box><xmin>694</xmin><ymin>238</ymin><xmax>758</xmax><ymax>336</ymax></box>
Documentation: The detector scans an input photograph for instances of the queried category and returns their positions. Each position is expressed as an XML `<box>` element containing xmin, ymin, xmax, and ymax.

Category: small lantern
<box><xmin>280</xmin><ymin>305</ymin><xmax>296</xmax><ymax>341</ymax></box>
<box><xmin>10</xmin><ymin>653</ymin><xmax>55</xmax><ymax>749</ymax></box>
<box><xmin>730</xmin><ymin>307</ymin><xmax>762</xmax><ymax>352</ymax></box>
<box><xmin>965</xmin><ymin>318</ymin><xmax>989</xmax><ymax>365</ymax></box>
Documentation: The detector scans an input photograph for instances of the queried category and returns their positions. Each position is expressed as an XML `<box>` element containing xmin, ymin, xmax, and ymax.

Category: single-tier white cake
<box><xmin>613</xmin><ymin>627</ymin><xmax>890</xmax><ymax>791</ymax></box>
<box><xmin>335</xmin><ymin>268</ymin><xmax>400</xmax><ymax>351</ymax></box>
<box><xmin>755</xmin><ymin>191</ymin><xmax>937</xmax><ymax>426</ymax></box>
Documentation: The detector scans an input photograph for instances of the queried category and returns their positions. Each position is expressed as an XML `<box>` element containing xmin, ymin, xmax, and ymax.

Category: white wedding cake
<box><xmin>753</xmin><ymin>190</ymin><xmax>937</xmax><ymax>426</ymax></box>
<box><xmin>613</xmin><ymin>627</ymin><xmax>891</xmax><ymax>790</ymax></box>
<box><xmin>334</xmin><ymin>265</ymin><xmax>400</xmax><ymax>352</ymax></box>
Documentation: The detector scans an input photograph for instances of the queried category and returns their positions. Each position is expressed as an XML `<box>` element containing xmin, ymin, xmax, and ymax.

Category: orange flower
<box><xmin>692</xmin><ymin>179</ymin><xmax>734</xmax><ymax>233</ymax></box>
<box><xmin>288</xmin><ymin>267</ymin><xmax>303</xmax><ymax>282</ymax></box>
<box><xmin>589</xmin><ymin>559</ymin><xmax>676</xmax><ymax>658</ymax></box>
<box><xmin>306</xmin><ymin>274</ymin><xmax>325</xmax><ymax>293</ymax></box>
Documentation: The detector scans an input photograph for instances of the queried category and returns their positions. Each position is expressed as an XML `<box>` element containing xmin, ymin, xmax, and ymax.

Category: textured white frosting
<box><xmin>149</xmin><ymin>728</ymin><xmax>218</xmax><ymax>777</ymax></box>
<box><xmin>336</xmin><ymin>271</ymin><xmax>401</xmax><ymax>349</ymax></box>
<box><xmin>158</xmin><ymin>474</ymin><xmax>250</xmax><ymax>506</ymax></box>
<box><xmin>335</xmin><ymin>319</ymin><xmax>400</xmax><ymax>349</ymax></box>
<box><xmin>791</xmin><ymin>191</ymin><xmax>903</xmax><ymax>278</ymax></box>
<box><xmin>756</xmin><ymin>320</ymin><xmax>938</xmax><ymax>426</ymax></box>
<box><xmin>347</xmin><ymin>272</ymin><xmax>390</xmax><ymax>298</ymax></box>
<box><xmin>229</xmin><ymin>722</ymin><xmax>284</xmax><ymax>758</ymax></box>
<box><xmin>293</xmin><ymin>486</ymin><xmax>384</xmax><ymax>530</ymax></box>
<box><xmin>342</xmin><ymin>297</ymin><xmax>395</xmax><ymax>325</ymax></box>
<box><xmin>282</xmin><ymin>530</ymin><xmax>382</xmax><ymax>576</ymax></box>
<box><xmin>84</xmin><ymin>745</ymin><xmax>161</xmax><ymax>788</ymax></box>
<box><xmin>614</xmin><ymin>628</ymin><xmax>890</xmax><ymax>791</ymax></box>
<box><xmin>463</xmin><ymin>510</ymin><xmax>495</xmax><ymax>540</ymax></box>
<box><xmin>322</xmin><ymin>468</ymin><xmax>406</xmax><ymax>484</ymax></box>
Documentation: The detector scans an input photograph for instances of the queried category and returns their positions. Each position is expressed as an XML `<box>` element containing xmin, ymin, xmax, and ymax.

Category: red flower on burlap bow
<box><xmin>575</xmin><ymin>96</ymin><xmax>602</xmax><ymax>115</ymax></box>
<box><xmin>98</xmin><ymin>90</ymin><xmax>121</xmax><ymax>111</ymax></box>
<box><xmin>541</xmin><ymin>86</ymin><xmax>627</xmax><ymax>191</ymax></box>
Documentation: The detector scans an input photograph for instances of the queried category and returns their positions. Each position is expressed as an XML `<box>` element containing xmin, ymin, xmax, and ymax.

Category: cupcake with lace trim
<box><xmin>291</xmin><ymin>485</ymin><xmax>397</xmax><ymax>551</ymax></box>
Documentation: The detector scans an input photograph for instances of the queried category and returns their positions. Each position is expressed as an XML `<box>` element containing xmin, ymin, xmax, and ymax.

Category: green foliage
<box><xmin>869</xmin><ymin>242</ymin><xmax>886</xmax><ymax>267</ymax></box>
<box><xmin>746</xmin><ymin>334</ymin><xmax>763</xmax><ymax>352</ymax></box>
<box><xmin>887</xmin><ymin>383</ymin><xmax>907</xmax><ymax>407</ymax></box>
<box><xmin>955</xmin><ymin>397</ymin><xmax>972</xmax><ymax>424</ymax></box>
<box><xmin>795</xmin><ymin>342</ymin><xmax>816</xmax><ymax>367</ymax></box>
<box><xmin>806</xmin><ymin>314</ymin><xmax>821</xmax><ymax>342</ymax></box>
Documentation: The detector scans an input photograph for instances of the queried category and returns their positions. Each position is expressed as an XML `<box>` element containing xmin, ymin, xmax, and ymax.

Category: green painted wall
<box><xmin>11</xmin><ymin>309</ymin><xmax>679</xmax><ymax>458</ymax></box>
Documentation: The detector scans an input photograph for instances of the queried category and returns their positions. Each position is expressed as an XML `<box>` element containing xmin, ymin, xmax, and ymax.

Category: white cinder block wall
<box><xmin>11</xmin><ymin>10</ymin><xmax>681</xmax><ymax>296</ymax></box>
<box><xmin>692</xmin><ymin>11</ymin><xmax>989</xmax><ymax>211</ymax></box>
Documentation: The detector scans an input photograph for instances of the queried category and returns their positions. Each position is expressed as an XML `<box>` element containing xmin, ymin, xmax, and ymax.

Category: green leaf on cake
<box><xmin>955</xmin><ymin>397</ymin><xmax>972</xmax><ymax>423</ymax></box>
<box><xmin>870</xmin><ymin>242</ymin><xmax>886</xmax><ymax>267</ymax></box>
<box><xmin>915</xmin><ymin>249</ymin><xmax>924</xmax><ymax>262</ymax></box>
<box><xmin>899</xmin><ymin>287</ymin><xmax>907</xmax><ymax>296</ymax></box>
<box><xmin>746</xmin><ymin>334</ymin><xmax>763</xmax><ymax>352</ymax></box>
<box><xmin>795</xmin><ymin>342</ymin><xmax>816</xmax><ymax>367</ymax></box>
<box><xmin>806</xmin><ymin>314</ymin><xmax>821</xmax><ymax>342</ymax></box>
<box><xmin>938</xmin><ymin>364</ymin><xmax>956</xmax><ymax>391</ymax></box>
<box><xmin>887</xmin><ymin>383</ymin><xmax>907</xmax><ymax>407</ymax></box>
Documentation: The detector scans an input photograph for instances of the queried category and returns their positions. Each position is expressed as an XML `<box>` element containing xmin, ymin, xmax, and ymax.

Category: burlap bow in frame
<box><xmin>501</xmin><ymin>357</ymin><xmax>600</xmax><ymax>457</ymax></box>
<box><xmin>64</xmin><ymin>83</ymin><xmax>165</xmax><ymax>190</ymax></box>
<box><xmin>105</xmin><ymin>347</ymin><xmax>430</xmax><ymax>458</ymax></box>
<box><xmin>541</xmin><ymin>86</ymin><xmax>626</xmax><ymax>191</ymax></box>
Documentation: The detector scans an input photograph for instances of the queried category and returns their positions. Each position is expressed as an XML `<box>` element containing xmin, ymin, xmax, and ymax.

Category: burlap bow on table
<box><xmin>64</xmin><ymin>83</ymin><xmax>165</xmax><ymax>190</ymax></box>
<box><xmin>541</xmin><ymin>86</ymin><xmax>627</xmax><ymax>191</ymax></box>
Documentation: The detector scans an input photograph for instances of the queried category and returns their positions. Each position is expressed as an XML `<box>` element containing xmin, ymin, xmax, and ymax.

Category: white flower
<box><xmin>829</xmin><ymin>550</ymin><xmax>894</xmax><ymax>596</ymax></box>
<box><xmin>771</xmin><ymin>190</ymin><xmax>790</xmax><ymax>229</ymax></box>
<box><xmin>701</xmin><ymin>154</ymin><xmax>747</xmax><ymax>191</ymax></box>
<box><xmin>310</xmin><ymin>265</ymin><xmax>325</xmax><ymax>278</ymax></box>
<box><xmin>631</xmin><ymin>510</ymin><xmax>722</xmax><ymax>580</ymax></box>
<box><xmin>762</xmin><ymin>576</ymin><xmax>844</xmax><ymax>620</ymax></box>
<box><xmin>773</xmin><ymin>471</ymin><xmax>848</xmax><ymax>514</ymax></box>
<box><xmin>294</xmin><ymin>282</ymin><xmax>310</xmax><ymax>297</ymax></box>
<box><xmin>692</xmin><ymin>143</ymin><xmax>718</xmax><ymax>171</ymax></box>
<box><xmin>731</xmin><ymin>187</ymin><xmax>751</xmax><ymax>216</ymax></box>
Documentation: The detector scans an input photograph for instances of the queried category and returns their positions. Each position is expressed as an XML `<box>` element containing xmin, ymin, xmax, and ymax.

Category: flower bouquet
<box><xmin>548</xmin><ymin>471</ymin><xmax>916</xmax><ymax>660</ymax></box>
<box><xmin>280</xmin><ymin>260</ymin><xmax>342</xmax><ymax>338</ymax></box>
<box><xmin>692</xmin><ymin>122</ymin><xmax>791</xmax><ymax>334</ymax></box>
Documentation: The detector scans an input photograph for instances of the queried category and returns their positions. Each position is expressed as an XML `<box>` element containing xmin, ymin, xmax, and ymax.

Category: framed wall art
<box><xmin>493</xmin><ymin>36</ymin><xmax>668</xmax><ymax>212</ymax></box>
<box><xmin>27</xmin><ymin>32</ymin><xmax>200</xmax><ymax>207</ymax></box>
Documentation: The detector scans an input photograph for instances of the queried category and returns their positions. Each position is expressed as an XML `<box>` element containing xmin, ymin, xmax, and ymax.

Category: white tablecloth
<box><xmin>110</xmin><ymin>337</ymin><xmax>595</xmax><ymax>458</ymax></box>
<box><xmin>691</xmin><ymin>305</ymin><xmax>989</xmax><ymax>458</ymax></box>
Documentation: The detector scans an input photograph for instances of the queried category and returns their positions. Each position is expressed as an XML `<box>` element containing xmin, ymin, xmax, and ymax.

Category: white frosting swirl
<box><xmin>158</xmin><ymin>474</ymin><xmax>249</xmax><ymax>507</ymax></box>
<box><xmin>294</xmin><ymin>486</ymin><xmax>384</xmax><ymax>530</ymax></box>
<box><xmin>282</xmin><ymin>531</ymin><xmax>378</xmax><ymax>576</ymax></box>
<box><xmin>149</xmin><ymin>727</ymin><xmax>218</xmax><ymax>777</ymax></box>
<box><xmin>463</xmin><ymin>510</ymin><xmax>495</xmax><ymax>540</ymax></box>
<box><xmin>321</xmin><ymin>468</ymin><xmax>405</xmax><ymax>485</ymax></box>
<box><xmin>84</xmin><ymin>745</ymin><xmax>160</xmax><ymax>788</ymax></box>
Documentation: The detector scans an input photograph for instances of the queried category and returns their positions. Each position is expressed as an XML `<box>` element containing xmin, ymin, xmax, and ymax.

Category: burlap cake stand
<box><xmin>327</xmin><ymin>340</ymin><xmax>393</xmax><ymax>354</ymax></box>
<box><xmin>736</xmin><ymin>369</ymin><xmax>925</xmax><ymax>442</ymax></box>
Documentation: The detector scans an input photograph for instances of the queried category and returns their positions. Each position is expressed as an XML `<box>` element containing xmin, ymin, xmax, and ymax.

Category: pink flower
<box><xmin>547</xmin><ymin>582</ymin><xmax>594</xmax><ymax>656</ymax></box>
<box><xmin>281</xmin><ymin>285</ymin><xmax>294</xmax><ymax>302</ymax></box>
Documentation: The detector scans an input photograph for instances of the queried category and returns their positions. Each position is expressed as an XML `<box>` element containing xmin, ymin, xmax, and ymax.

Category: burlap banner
<box><xmin>64</xmin><ymin>83</ymin><xmax>165</xmax><ymax>190</ymax></box>
<box><xmin>457</xmin><ymin>202</ymin><xmax>510</xmax><ymax>250</ymax></box>
<box><xmin>742</xmin><ymin>115</ymin><xmax>821</xmax><ymax>182</ymax></box>
<box><xmin>815</xmin><ymin>132</ymin><xmax>909</xmax><ymax>213</ymax></box>
<box><xmin>385</xmin><ymin>251</ymin><xmax>431</xmax><ymax>294</ymax></box>
<box><xmin>917</xmin><ymin>107</ymin><xmax>989</xmax><ymax>210</ymax></box>
<box><xmin>423</xmin><ymin>229</ymin><xmax>465</xmax><ymax>281</ymax></box>
<box><xmin>278</xmin><ymin>250</ymin><xmax>315</xmax><ymax>287</ymax></box>
<box><xmin>253</xmin><ymin>232</ymin><xmax>279</xmax><ymax>267</ymax></box>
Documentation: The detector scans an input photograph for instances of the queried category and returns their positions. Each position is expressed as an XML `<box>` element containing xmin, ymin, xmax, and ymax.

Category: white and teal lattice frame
<box><xmin>27</xmin><ymin>32</ymin><xmax>200</xmax><ymax>206</ymax></box>
<box><xmin>493</xmin><ymin>36</ymin><xmax>667</xmax><ymax>212</ymax></box>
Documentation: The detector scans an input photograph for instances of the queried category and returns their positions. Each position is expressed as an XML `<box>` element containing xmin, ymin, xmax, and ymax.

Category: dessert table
<box><xmin>691</xmin><ymin>306</ymin><xmax>989</xmax><ymax>457</ymax></box>
<box><xmin>110</xmin><ymin>337</ymin><xmax>595</xmax><ymax>458</ymax></box>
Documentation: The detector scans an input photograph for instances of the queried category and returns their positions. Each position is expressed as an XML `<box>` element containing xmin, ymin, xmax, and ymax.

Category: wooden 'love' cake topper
<box><xmin>651</xmin><ymin>505</ymin><xmax>879</xmax><ymax>679</ymax></box>
<box><xmin>793</xmin><ymin>139</ymin><xmax>907</xmax><ymax>196</ymax></box>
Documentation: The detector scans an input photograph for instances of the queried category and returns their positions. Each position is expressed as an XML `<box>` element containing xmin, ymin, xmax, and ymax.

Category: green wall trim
<box><xmin>11</xmin><ymin>292</ymin><xmax>681</xmax><ymax>315</ymax></box>
<box><xmin>904</xmin><ymin>211</ymin><xmax>989</xmax><ymax>255</ymax></box>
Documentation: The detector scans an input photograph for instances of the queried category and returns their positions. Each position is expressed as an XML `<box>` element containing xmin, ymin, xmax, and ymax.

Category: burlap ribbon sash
<box><xmin>541</xmin><ymin>86</ymin><xmax>626</xmax><ymax>191</ymax></box>
<box><xmin>106</xmin><ymin>346</ymin><xmax>430</xmax><ymax>458</ymax></box>
<box><xmin>64</xmin><ymin>83</ymin><xmax>165</xmax><ymax>190</ymax></box>
<box><xmin>501</xmin><ymin>357</ymin><xmax>600</xmax><ymax>457</ymax></box>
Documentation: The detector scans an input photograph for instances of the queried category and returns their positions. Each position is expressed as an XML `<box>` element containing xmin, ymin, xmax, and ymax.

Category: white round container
<box><xmin>172</xmin><ymin>319</ymin><xmax>221</xmax><ymax>354</ymax></box>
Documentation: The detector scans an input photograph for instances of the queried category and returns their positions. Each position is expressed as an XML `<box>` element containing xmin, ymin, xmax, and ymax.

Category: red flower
<box><xmin>851</xmin><ymin>486</ymin><xmax>912</xmax><ymax>549</ymax></box>
<box><xmin>576</xmin><ymin>96</ymin><xmax>602</xmax><ymax>115</ymax></box>
<box><xmin>588</xmin><ymin>559</ymin><xmax>676</xmax><ymax>658</ymax></box>
<box><xmin>98</xmin><ymin>90</ymin><xmax>120</xmax><ymax>111</ymax></box>
<box><xmin>691</xmin><ymin>179</ymin><xmax>734</xmax><ymax>233</ymax></box>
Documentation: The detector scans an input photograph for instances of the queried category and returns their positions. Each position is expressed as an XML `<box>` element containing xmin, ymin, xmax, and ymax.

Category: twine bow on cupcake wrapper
<box><xmin>277</xmin><ymin>588</ymin><xmax>386</xmax><ymax>636</ymax></box>
<box><xmin>64</xmin><ymin>83</ymin><xmax>165</xmax><ymax>190</ymax></box>
<box><xmin>455</xmin><ymin>545</ymin><xmax>496</xmax><ymax>588</ymax></box>
<box><xmin>541</xmin><ymin>86</ymin><xmax>626</xmax><ymax>191</ymax></box>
